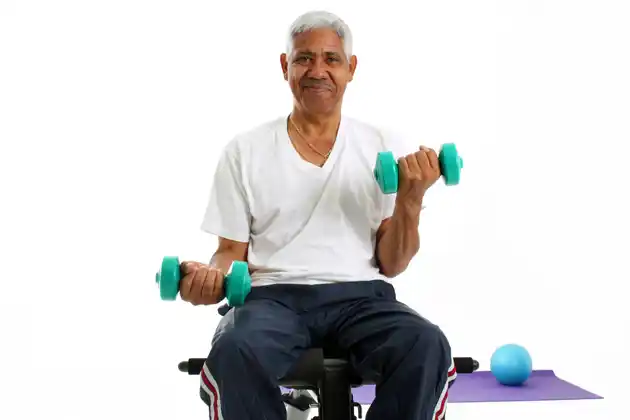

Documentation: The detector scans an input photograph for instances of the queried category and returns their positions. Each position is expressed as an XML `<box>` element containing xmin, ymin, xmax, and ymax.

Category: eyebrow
<box><xmin>294</xmin><ymin>50</ymin><xmax>342</xmax><ymax>58</ymax></box>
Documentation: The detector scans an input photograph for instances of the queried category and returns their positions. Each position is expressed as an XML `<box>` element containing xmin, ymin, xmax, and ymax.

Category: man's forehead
<box><xmin>291</xmin><ymin>28</ymin><xmax>344</xmax><ymax>51</ymax></box>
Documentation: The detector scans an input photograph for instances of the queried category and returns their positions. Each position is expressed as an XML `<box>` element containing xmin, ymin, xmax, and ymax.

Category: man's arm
<box><xmin>375</xmin><ymin>198</ymin><xmax>422</xmax><ymax>278</ymax></box>
<box><xmin>210</xmin><ymin>237</ymin><xmax>249</xmax><ymax>275</ymax></box>
<box><xmin>375</xmin><ymin>144</ymin><xmax>442</xmax><ymax>277</ymax></box>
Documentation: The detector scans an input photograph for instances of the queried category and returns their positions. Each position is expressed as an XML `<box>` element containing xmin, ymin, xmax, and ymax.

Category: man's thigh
<box><xmin>329</xmin><ymin>282</ymin><xmax>450</xmax><ymax>382</ymax></box>
<box><xmin>212</xmin><ymin>298</ymin><xmax>311</xmax><ymax>380</ymax></box>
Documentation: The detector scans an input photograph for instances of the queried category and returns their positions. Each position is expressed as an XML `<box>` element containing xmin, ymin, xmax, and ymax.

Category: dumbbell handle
<box><xmin>185</xmin><ymin>263</ymin><xmax>250</xmax><ymax>307</ymax></box>
<box><xmin>173</xmin><ymin>262</ymin><xmax>237</xmax><ymax>287</ymax></box>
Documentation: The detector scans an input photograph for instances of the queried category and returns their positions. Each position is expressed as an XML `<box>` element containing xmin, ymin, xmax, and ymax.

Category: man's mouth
<box><xmin>304</xmin><ymin>85</ymin><xmax>330</xmax><ymax>91</ymax></box>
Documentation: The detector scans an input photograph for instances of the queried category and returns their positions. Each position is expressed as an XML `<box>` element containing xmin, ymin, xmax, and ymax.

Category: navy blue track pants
<box><xmin>199</xmin><ymin>280</ymin><xmax>456</xmax><ymax>420</ymax></box>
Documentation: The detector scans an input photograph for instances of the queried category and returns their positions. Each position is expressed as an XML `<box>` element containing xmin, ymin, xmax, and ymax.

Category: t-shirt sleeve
<box><xmin>379</xmin><ymin>128</ymin><xmax>427</xmax><ymax>220</ymax></box>
<box><xmin>200</xmin><ymin>142</ymin><xmax>251</xmax><ymax>243</ymax></box>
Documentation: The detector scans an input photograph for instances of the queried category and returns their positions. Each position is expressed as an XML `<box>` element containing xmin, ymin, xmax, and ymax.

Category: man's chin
<box><xmin>302</xmin><ymin>102</ymin><xmax>337</xmax><ymax>115</ymax></box>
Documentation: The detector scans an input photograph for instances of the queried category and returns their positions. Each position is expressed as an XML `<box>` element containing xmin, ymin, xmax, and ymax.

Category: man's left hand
<box><xmin>396</xmin><ymin>146</ymin><xmax>441</xmax><ymax>210</ymax></box>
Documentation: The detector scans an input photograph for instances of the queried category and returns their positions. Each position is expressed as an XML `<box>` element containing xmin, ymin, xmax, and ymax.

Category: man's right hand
<box><xmin>179</xmin><ymin>261</ymin><xmax>225</xmax><ymax>305</ymax></box>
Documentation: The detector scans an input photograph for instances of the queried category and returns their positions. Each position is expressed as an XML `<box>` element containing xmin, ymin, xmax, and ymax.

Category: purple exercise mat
<box><xmin>350</xmin><ymin>370</ymin><xmax>603</xmax><ymax>404</ymax></box>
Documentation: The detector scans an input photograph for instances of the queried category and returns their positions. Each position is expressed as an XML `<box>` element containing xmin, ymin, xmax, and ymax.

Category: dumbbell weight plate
<box><xmin>438</xmin><ymin>143</ymin><xmax>463</xmax><ymax>186</ymax></box>
<box><xmin>225</xmin><ymin>260</ymin><xmax>252</xmax><ymax>307</ymax></box>
<box><xmin>374</xmin><ymin>151</ymin><xmax>399</xmax><ymax>194</ymax></box>
<box><xmin>156</xmin><ymin>256</ymin><xmax>181</xmax><ymax>301</ymax></box>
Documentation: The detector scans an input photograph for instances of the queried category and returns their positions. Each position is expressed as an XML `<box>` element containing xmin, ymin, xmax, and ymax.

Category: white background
<box><xmin>1</xmin><ymin>0</ymin><xmax>629</xmax><ymax>419</ymax></box>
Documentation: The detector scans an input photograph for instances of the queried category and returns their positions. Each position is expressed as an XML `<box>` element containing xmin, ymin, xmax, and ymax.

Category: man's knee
<box><xmin>399</xmin><ymin>317</ymin><xmax>452</xmax><ymax>361</ymax></box>
<box><xmin>207</xmin><ymin>319</ymin><xmax>293</xmax><ymax>379</ymax></box>
<box><xmin>208</xmin><ymin>305</ymin><xmax>266</xmax><ymax>362</ymax></box>
<box><xmin>208</xmin><ymin>324</ymin><xmax>253</xmax><ymax>363</ymax></box>
<box><xmin>421</xmin><ymin>322</ymin><xmax>450</xmax><ymax>350</ymax></box>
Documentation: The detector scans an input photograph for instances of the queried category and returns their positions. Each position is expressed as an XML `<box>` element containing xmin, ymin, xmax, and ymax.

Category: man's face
<box><xmin>281</xmin><ymin>28</ymin><xmax>357</xmax><ymax>115</ymax></box>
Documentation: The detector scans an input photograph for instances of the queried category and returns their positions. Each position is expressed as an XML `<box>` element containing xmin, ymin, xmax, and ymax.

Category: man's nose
<box><xmin>307</xmin><ymin>57</ymin><xmax>328</xmax><ymax>78</ymax></box>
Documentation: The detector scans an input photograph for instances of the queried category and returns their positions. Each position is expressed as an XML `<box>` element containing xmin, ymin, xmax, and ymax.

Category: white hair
<box><xmin>285</xmin><ymin>10</ymin><xmax>353</xmax><ymax>60</ymax></box>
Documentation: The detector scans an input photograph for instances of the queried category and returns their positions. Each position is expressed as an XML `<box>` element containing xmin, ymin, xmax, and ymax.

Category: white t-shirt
<box><xmin>200</xmin><ymin>115</ymin><xmax>412</xmax><ymax>287</ymax></box>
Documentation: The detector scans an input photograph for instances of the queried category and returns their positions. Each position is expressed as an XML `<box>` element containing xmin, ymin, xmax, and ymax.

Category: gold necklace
<box><xmin>289</xmin><ymin>115</ymin><xmax>333</xmax><ymax>159</ymax></box>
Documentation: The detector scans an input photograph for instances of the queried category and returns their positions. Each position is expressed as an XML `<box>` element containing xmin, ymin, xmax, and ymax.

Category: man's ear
<box><xmin>348</xmin><ymin>55</ymin><xmax>358</xmax><ymax>82</ymax></box>
<box><xmin>280</xmin><ymin>53</ymin><xmax>289</xmax><ymax>80</ymax></box>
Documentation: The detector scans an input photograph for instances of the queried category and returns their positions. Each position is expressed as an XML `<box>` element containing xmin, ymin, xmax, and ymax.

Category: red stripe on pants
<box><xmin>201</xmin><ymin>367</ymin><xmax>220</xmax><ymax>420</ymax></box>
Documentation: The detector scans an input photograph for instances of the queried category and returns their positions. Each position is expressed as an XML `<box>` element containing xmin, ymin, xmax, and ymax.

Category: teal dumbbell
<box><xmin>373</xmin><ymin>143</ymin><xmax>463</xmax><ymax>194</ymax></box>
<box><xmin>155</xmin><ymin>256</ymin><xmax>252</xmax><ymax>307</ymax></box>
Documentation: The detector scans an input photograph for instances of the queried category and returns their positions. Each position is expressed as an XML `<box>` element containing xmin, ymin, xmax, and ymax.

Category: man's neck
<box><xmin>290</xmin><ymin>107</ymin><xmax>341</xmax><ymax>139</ymax></box>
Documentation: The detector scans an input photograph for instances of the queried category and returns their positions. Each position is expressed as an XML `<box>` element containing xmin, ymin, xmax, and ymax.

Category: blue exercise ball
<box><xmin>490</xmin><ymin>344</ymin><xmax>532</xmax><ymax>386</ymax></box>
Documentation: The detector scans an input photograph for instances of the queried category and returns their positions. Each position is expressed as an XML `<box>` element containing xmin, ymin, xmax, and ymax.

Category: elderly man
<box><xmin>180</xmin><ymin>10</ymin><xmax>456</xmax><ymax>420</ymax></box>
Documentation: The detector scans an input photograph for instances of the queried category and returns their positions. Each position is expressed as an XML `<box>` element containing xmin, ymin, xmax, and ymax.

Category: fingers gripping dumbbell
<box><xmin>155</xmin><ymin>256</ymin><xmax>252</xmax><ymax>307</ymax></box>
<box><xmin>373</xmin><ymin>143</ymin><xmax>464</xmax><ymax>194</ymax></box>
